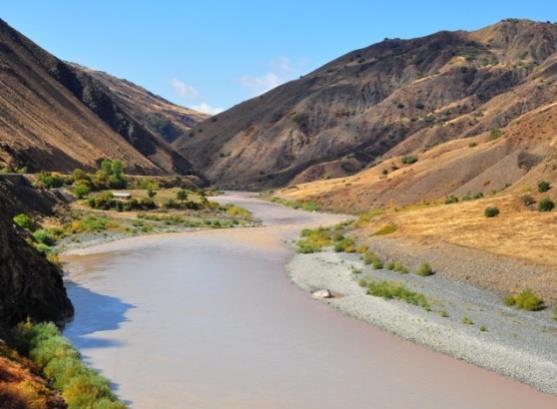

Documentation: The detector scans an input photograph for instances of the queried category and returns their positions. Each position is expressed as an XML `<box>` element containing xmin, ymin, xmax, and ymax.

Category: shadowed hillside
<box><xmin>0</xmin><ymin>18</ymin><xmax>202</xmax><ymax>175</ymax></box>
<box><xmin>73</xmin><ymin>65</ymin><xmax>208</xmax><ymax>143</ymax></box>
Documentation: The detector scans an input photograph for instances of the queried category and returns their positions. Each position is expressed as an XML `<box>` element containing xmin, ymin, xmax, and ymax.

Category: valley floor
<box><xmin>287</xmin><ymin>247</ymin><xmax>557</xmax><ymax>395</ymax></box>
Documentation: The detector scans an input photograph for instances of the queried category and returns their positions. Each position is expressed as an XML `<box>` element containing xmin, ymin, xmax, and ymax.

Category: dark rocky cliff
<box><xmin>0</xmin><ymin>178</ymin><xmax>73</xmax><ymax>330</ymax></box>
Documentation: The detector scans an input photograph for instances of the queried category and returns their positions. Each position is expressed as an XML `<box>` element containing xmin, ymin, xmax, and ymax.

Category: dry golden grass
<box><xmin>361</xmin><ymin>193</ymin><xmax>557</xmax><ymax>267</ymax></box>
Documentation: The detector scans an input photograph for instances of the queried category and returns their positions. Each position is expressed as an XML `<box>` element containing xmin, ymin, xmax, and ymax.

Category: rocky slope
<box><xmin>0</xmin><ymin>178</ymin><xmax>73</xmax><ymax>330</ymax></box>
<box><xmin>73</xmin><ymin>65</ymin><xmax>208</xmax><ymax>143</ymax></box>
<box><xmin>174</xmin><ymin>19</ymin><xmax>557</xmax><ymax>190</ymax></box>
<box><xmin>0</xmin><ymin>18</ymin><xmax>201</xmax><ymax>175</ymax></box>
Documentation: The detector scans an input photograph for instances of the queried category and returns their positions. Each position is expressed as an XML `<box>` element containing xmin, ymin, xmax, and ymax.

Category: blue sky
<box><xmin>3</xmin><ymin>1</ymin><xmax>557</xmax><ymax>113</ymax></box>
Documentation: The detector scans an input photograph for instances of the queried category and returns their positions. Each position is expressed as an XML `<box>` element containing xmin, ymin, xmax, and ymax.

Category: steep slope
<box><xmin>0</xmin><ymin>341</ymin><xmax>66</xmax><ymax>409</ymax></box>
<box><xmin>174</xmin><ymin>19</ymin><xmax>557</xmax><ymax>189</ymax></box>
<box><xmin>0</xmin><ymin>18</ymin><xmax>196</xmax><ymax>175</ymax></box>
<box><xmin>0</xmin><ymin>179</ymin><xmax>73</xmax><ymax>330</ymax></box>
<box><xmin>72</xmin><ymin>65</ymin><xmax>208</xmax><ymax>143</ymax></box>
<box><xmin>279</xmin><ymin>100</ymin><xmax>557</xmax><ymax>211</ymax></box>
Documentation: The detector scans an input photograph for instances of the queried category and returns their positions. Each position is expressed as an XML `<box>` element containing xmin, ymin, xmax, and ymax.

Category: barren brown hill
<box><xmin>0</xmin><ymin>18</ymin><xmax>199</xmax><ymax>175</ymax></box>
<box><xmin>70</xmin><ymin>65</ymin><xmax>208</xmax><ymax>143</ymax></box>
<box><xmin>174</xmin><ymin>19</ymin><xmax>557</xmax><ymax>189</ymax></box>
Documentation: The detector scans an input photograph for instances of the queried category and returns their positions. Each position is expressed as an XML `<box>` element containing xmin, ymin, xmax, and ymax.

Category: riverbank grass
<box><xmin>504</xmin><ymin>290</ymin><xmax>545</xmax><ymax>311</ymax></box>
<box><xmin>364</xmin><ymin>280</ymin><xmax>430</xmax><ymax>310</ymax></box>
<box><xmin>12</xmin><ymin>321</ymin><xmax>126</xmax><ymax>409</ymax></box>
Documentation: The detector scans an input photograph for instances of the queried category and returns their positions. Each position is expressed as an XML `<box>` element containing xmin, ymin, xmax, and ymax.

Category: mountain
<box><xmin>70</xmin><ymin>64</ymin><xmax>208</xmax><ymax>143</ymax></box>
<box><xmin>0</xmin><ymin>18</ymin><xmax>203</xmax><ymax>175</ymax></box>
<box><xmin>173</xmin><ymin>19</ymin><xmax>557</xmax><ymax>190</ymax></box>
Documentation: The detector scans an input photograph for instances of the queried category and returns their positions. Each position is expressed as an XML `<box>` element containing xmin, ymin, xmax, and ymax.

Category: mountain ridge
<box><xmin>0</xmin><ymin>18</ymin><xmax>204</xmax><ymax>176</ymax></box>
<box><xmin>174</xmin><ymin>18</ymin><xmax>557</xmax><ymax>191</ymax></box>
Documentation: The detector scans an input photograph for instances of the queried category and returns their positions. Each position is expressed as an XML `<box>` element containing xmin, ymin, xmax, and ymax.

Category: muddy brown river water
<box><xmin>62</xmin><ymin>193</ymin><xmax>557</xmax><ymax>408</ymax></box>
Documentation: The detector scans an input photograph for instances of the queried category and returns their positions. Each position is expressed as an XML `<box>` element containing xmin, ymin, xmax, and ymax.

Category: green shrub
<box><xmin>553</xmin><ymin>306</ymin><xmax>557</xmax><ymax>321</ymax></box>
<box><xmin>484</xmin><ymin>207</ymin><xmax>499</xmax><ymax>217</ymax></box>
<box><xmin>334</xmin><ymin>238</ymin><xmax>356</xmax><ymax>253</ymax></box>
<box><xmin>296</xmin><ymin>227</ymin><xmax>332</xmax><ymax>253</ymax></box>
<box><xmin>462</xmin><ymin>316</ymin><xmax>474</xmax><ymax>325</ymax></box>
<box><xmin>504</xmin><ymin>289</ymin><xmax>545</xmax><ymax>311</ymax></box>
<box><xmin>416</xmin><ymin>262</ymin><xmax>434</xmax><ymax>276</ymax></box>
<box><xmin>88</xmin><ymin>192</ymin><xmax>115</xmax><ymax>209</ymax></box>
<box><xmin>366</xmin><ymin>280</ymin><xmax>430</xmax><ymax>309</ymax></box>
<box><xmin>440</xmin><ymin>310</ymin><xmax>449</xmax><ymax>318</ymax></box>
<box><xmin>12</xmin><ymin>321</ymin><xmax>125</xmax><ymax>409</ymax></box>
<box><xmin>537</xmin><ymin>180</ymin><xmax>551</xmax><ymax>193</ymax></box>
<box><xmin>401</xmin><ymin>155</ymin><xmax>418</xmax><ymax>165</ymax></box>
<box><xmin>301</xmin><ymin>201</ymin><xmax>319</xmax><ymax>211</ymax></box>
<box><xmin>73</xmin><ymin>181</ymin><xmax>91</xmax><ymax>199</ymax></box>
<box><xmin>479</xmin><ymin>325</ymin><xmax>487</xmax><ymax>332</ymax></box>
<box><xmin>386</xmin><ymin>261</ymin><xmax>396</xmax><ymax>270</ymax></box>
<box><xmin>67</xmin><ymin>215</ymin><xmax>109</xmax><ymax>233</ymax></box>
<box><xmin>391</xmin><ymin>261</ymin><xmax>409</xmax><ymax>274</ymax></box>
<box><xmin>445</xmin><ymin>195</ymin><xmax>459</xmax><ymax>204</ymax></box>
<box><xmin>36</xmin><ymin>172</ymin><xmax>66</xmax><ymax>189</ymax></box>
<box><xmin>538</xmin><ymin>198</ymin><xmax>555</xmax><ymax>212</ymax></box>
<box><xmin>13</xmin><ymin>213</ymin><xmax>37</xmax><ymax>231</ymax></box>
<box><xmin>488</xmin><ymin>128</ymin><xmax>503</xmax><ymax>141</ymax></box>
<box><xmin>137</xmin><ymin>177</ymin><xmax>160</xmax><ymax>191</ymax></box>
<box><xmin>35</xmin><ymin>242</ymin><xmax>55</xmax><ymax>255</ymax></box>
<box><xmin>32</xmin><ymin>229</ymin><xmax>56</xmax><ymax>246</ymax></box>
<box><xmin>224</xmin><ymin>204</ymin><xmax>252</xmax><ymax>219</ymax></box>
<box><xmin>372</xmin><ymin>259</ymin><xmax>384</xmax><ymax>269</ymax></box>
<box><xmin>176</xmin><ymin>189</ymin><xmax>188</xmax><ymax>201</ymax></box>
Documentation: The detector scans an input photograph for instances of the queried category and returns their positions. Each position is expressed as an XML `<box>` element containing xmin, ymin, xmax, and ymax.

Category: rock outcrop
<box><xmin>0</xmin><ymin>178</ymin><xmax>73</xmax><ymax>330</ymax></box>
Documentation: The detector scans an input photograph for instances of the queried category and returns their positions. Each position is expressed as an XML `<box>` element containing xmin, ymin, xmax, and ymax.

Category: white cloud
<box><xmin>170</xmin><ymin>78</ymin><xmax>200</xmax><ymax>100</ymax></box>
<box><xmin>192</xmin><ymin>102</ymin><xmax>224</xmax><ymax>115</ymax></box>
<box><xmin>170</xmin><ymin>78</ymin><xmax>223</xmax><ymax>115</ymax></box>
<box><xmin>237</xmin><ymin>72</ymin><xmax>283</xmax><ymax>96</ymax></box>
<box><xmin>237</xmin><ymin>57</ymin><xmax>308</xmax><ymax>97</ymax></box>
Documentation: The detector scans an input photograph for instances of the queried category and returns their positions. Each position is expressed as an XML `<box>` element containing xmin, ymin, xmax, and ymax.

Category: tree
<box><xmin>110</xmin><ymin>160</ymin><xmax>124</xmax><ymax>177</ymax></box>
<box><xmin>147</xmin><ymin>188</ymin><xmax>157</xmax><ymax>199</ymax></box>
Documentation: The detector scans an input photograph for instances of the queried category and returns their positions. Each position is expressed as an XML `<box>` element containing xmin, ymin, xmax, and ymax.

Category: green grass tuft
<box><xmin>366</xmin><ymin>280</ymin><xmax>430</xmax><ymax>310</ymax></box>
<box><xmin>416</xmin><ymin>262</ymin><xmax>434</xmax><ymax>276</ymax></box>
<box><xmin>373</xmin><ymin>224</ymin><xmax>397</xmax><ymax>236</ymax></box>
<box><xmin>504</xmin><ymin>289</ymin><xmax>545</xmax><ymax>311</ymax></box>
<box><xmin>462</xmin><ymin>316</ymin><xmax>474</xmax><ymax>325</ymax></box>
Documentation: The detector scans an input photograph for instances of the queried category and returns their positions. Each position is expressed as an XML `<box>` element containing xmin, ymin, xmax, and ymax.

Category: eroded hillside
<box><xmin>0</xmin><ymin>18</ymin><xmax>202</xmax><ymax>175</ymax></box>
<box><xmin>175</xmin><ymin>19</ymin><xmax>557</xmax><ymax>190</ymax></box>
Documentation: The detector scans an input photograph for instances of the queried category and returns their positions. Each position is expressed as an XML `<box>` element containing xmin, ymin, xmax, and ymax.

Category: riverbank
<box><xmin>287</xmin><ymin>247</ymin><xmax>557</xmax><ymax>395</ymax></box>
<box><xmin>61</xmin><ymin>192</ymin><xmax>557</xmax><ymax>408</ymax></box>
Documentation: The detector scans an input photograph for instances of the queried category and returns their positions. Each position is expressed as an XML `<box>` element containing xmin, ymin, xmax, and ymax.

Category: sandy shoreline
<box><xmin>286</xmin><ymin>249</ymin><xmax>557</xmax><ymax>395</ymax></box>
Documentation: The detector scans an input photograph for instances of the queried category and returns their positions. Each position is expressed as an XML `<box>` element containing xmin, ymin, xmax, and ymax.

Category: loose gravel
<box><xmin>287</xmin><ymin>249</ymin><xmax>557</xmax><ymax>395</ymax></box>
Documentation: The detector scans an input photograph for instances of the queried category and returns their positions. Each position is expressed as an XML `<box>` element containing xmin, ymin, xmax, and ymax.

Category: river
<box><xmin>62</xmin><ymin>192</ymin><xmax>557</xmax><ymax>408</ymax></box>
